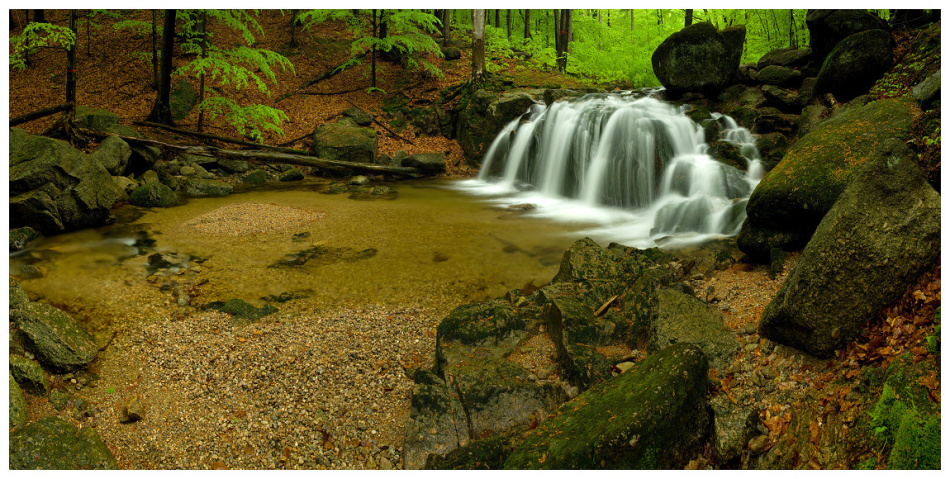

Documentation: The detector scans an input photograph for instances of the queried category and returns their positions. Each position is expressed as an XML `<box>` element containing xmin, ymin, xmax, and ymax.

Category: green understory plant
<box><xmin>9</xmin><ymin>22</ymin><xmax>77</xmax><ymax>70</ymax></box>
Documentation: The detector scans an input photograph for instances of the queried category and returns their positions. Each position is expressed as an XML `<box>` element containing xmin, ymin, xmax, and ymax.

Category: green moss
<box><xmin>436</xmin><ymin>300</ymin><xmax>525</xmax><ymax>348</ymax></box>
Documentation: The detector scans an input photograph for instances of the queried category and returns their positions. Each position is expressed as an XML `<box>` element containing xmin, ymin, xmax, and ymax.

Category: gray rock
<box><xmin>759</xmin><ymin>139</ymin><xmax>940</xmax><ymax>357</ymax></box>
<box><xmin>243</xmin><ymin>169</ymin><xmax>267</xmax><ymax>184</ymax></box>
<box><xmin>9</xmin><ymin>416</ymin><xmax>119</xmax><ymax>469</ymax></box>
<box><xmin>183</xmin><ymin>178</ymin><xmax>233</xmax><ymax>197</ymax></box>
<box><xmin>653</xmin><ymin>288</ymin><xmax>740</xmax><ymax>369</ymax></box>
<box><xmin>311</xmin><ymin>122</ymin><xmax>378</xmax><ymax>163</ymax></box>
<box><xmin>130</xmin><ymin>181</ymin><xmax>177</xmax><ymax>208</ymax></box>
<box><xmin>403</xmin><ymin>370</ymin><xmax>471</xmax><ymax>470</ymax></box>
<box><xmin>651</xmin><ymin>22</ymin><xmax>746</xmax><ymax>98</ymax></box>
<box><xmin>280</xmin><ymin>168</ymin><xmax>305</xmax><ymax>181</ymax></box>
<box><xmin>12</xmin><ymin>302</ymin><xmax>98</xmax><ymax>373</ymax></box>
<box><xmin>10</xmin><ymin>354</ymin><xmax>50</xmax><ymax>396</ymax></box>
<box><xmin>89</xmin><ymin>135</ymin><xmax>131</xmax><ymax>176</ymax></box>
<box><xmin>73</xmin><ymin>106</ymin><xmax>142</xmax><ymax>137</ymax></box>
<box><xmin>218</xmin><ymin>158</ymin><xmax>251</xmax><ymax>173</ymax></box>
<box><xmin>9</xmin><ymin>372</ymin><xmax>27</xmax><ymax>430</ymax></box>
<box><xmin>911</xmin><ymin>70</ymin><xmax>940</xmax><ymax>109</ymax></box>
<box><xmin>756</xmin><ymin>47</ymin><xmax>812</xmax><ymax>69</ymax></box>
<box><xmin>710</xmin><ymin>395</ymin><xmax>760</xmax><ymax>463</ymax></box>
<box><xmin>402</xmin><ymin>152</ymin><xmax>447</xmax><ymax>174</ymax></box>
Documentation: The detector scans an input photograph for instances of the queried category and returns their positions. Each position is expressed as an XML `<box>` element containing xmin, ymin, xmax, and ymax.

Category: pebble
<box><xmin>748</xmin><ymin>435</ymin><xmax>770</xmax><ymax>454</ymax></box>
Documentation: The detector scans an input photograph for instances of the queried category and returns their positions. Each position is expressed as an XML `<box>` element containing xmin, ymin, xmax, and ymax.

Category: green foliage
<box><xmin>199</xmin><ymin>97</ymin><xmax>289</xmax><ymax>142</ymax></box>
<box><xmin>867</xmin><ymin>372</ymin><xmax>941</xmax><ymax>469</ymax></box>
<box><xmin>925</xmin><ymin>307</ymin><xmax>940</xmax><ymax>354</ymax></box>
<box><xmin>177</xmin><ymin>46</ymin><xmax>294</xmax><ymax>94</ymax></box>
<box><xmin>9</xmin><ymin>22</ymin><xmax>77</xmax><ymax>70</ymax></box>
<box><xmin>351</xmin><ymin>10</ymin><xmax>444</xmax><ymax>78</ymax></box>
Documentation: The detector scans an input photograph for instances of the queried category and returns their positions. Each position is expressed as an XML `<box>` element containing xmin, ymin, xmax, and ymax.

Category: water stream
<box><xmin>454</xmin><ymin>92</ymin><xmax>763</xmax><ymax>249</ymax></box>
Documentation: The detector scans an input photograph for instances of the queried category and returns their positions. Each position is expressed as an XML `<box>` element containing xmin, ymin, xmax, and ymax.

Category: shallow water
<box><xmin>11</xmin><ymin>179</ymin><xmax>617</xmax><ymax>324</ymax></box>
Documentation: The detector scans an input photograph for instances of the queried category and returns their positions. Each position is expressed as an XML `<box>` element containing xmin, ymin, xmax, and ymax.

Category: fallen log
<box><xmin>134</xmin><ymin>120</ymin><xmax>309</xmax><ymax>156</ymax></box>
<box><xmin>10</xmin><ymin>103</ymin><xmax>72</xmax><ymax>127</ymax></box>
<box><xmin>79</xmin><ymin>129</ymin><xmax>424</xmax><ymax>178</ymax></box>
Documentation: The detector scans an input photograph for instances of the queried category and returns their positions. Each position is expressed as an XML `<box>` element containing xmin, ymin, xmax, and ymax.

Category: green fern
<box><xmin>199</xmin><ymin>97</ymin><xmax>289</xmax><ymax>141</ymax></box>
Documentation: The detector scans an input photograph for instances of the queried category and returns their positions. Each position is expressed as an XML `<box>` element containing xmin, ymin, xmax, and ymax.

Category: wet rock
<box><xmin>403</xmin><ymin>370</ymin><xmax>471</xmax><ymax>470</ymax></box>
<box><xmin>9</xmin><ymin>416</ymin><xmax>119</xmax><ymax>469</ymax></box>
<box><xmin>10</xmin><ymin>226</ymin><xmax>40</xmax><ymax>252</ymax></box>
<box><xmin>208</xmin><ymin>299</ymin><xmax>278</xmax><ymax>324</ymax></box>
<box><xmin>10</xmin><ymin>354</ymin><xmax>50</xmax><ymax>396</ymax></box>
<box><xmin>9</xmin><ymin>278</ymin><xmax>31</xmax><ymax>309</ymax></box>
<box><xmin>710</xmin><ymin>395</ymin><xmax>760</xmax><ymax>463</ymax></box>
<box><xmin>130</xmin><ymin>181</ymin><xmax>177</xmax><ymax>207</ymax></box>
<box><xmin>504</xmin><ymin>343</ymin><xmax>710</xmax><ymax>469</ymax></box>
<box><xmin>911</xmin><ymin>70</ymin><xmax>941</xmax><ymax>110</ymax></box>
<box><xmin>280</xmin><ymin>168</ymin><xmax>305</xmax><ymax>181</ymax></box>
<box><xmin>348</xmin><ymin>175</ymin><xmax>370</xmax><ymax>186</ymax></box>
<box><xmin>218</xmin><ymin>158</ymin><xmax>250</xmax><ymax>173</ymax></box>
<box><xmin>425</xmin><ymin>435</ymin><xmax>512</xmax><ymax>470</ymax></box>
<box><xmin>9</xmin><ymin>372</ymin><xmax>28</xmax><ymax>430</ymax></box>
<box><xmin>148</xmin><ymin>252</ymin><xmax>190</xmax><ymax>269</ymax></box>
<box><xmin>119</xmin><ymin>394</ymin><xmax>146</xmax><ymax>423</ymax></box>
<box><xmin>183</xmin><ymin>178</ymin><xmax>233</xmax><ymax>197</ymax></box>
<box><xmin>242</xmin><ymin>169</ymin><xmax>267</xmax><ymax>184</ymax></box>
<box><xmin>11</xmin><ymin>302</ymin><xmax>98</xmax><ymax>373</ymax></box>
<box><xmin>403</xmin><ymin>152</ymin><xmax>447</xmax><ymax>174</ymax></box>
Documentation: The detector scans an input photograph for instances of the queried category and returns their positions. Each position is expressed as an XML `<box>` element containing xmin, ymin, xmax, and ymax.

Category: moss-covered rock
<box><xmin>242</xmin><ymin>169</ymin><xmax>267</xmax><ymax>184</ymax></box>
<box><xmin>311</xmin><ymin>122</ymin><xmax>378</xmax><ymax>163</ymax></box>
<box><xmin>9</xmin><ymin>416</ymin><xmax>119</xmax><ymax>469</ymax></box>
<box><xmin>183</xmin><ymin>178</ymin><xmax>233</xmax><ymax>197</ymax></box>
<box><xmin>130</xmin><ymin>181</ymin><xmax>177</xmax><ymax>207</ymax></box>
<box><xmin>653</xmin><ymin>288</ymin><xmax>739</xmax><ymax>369</ymax></box>
<box><xmin>280</xmin><ymin>167</ymin><xmax>305</xmax><ymax>181</ymax></box>
<box><xmin>11</xmin><ymin>302</ymin><xmax>98</xmax><ymax>373</ymax></box>
<box><xmin>9</xmin><ymin>226</ymin><xmax>40</xmax><ymax>252</ymax></box>
<box><xmin>815</xmin><ymin>29</ymin><xmax>894</xmax><ymax>102</ymax></box>
<box><xmin>10</xmin><ymin>354</ymin><xmax>50</xmax><ymax>396</ymax></box>
<box><xmin>9</xmin><ymin>372</ymin><xmax>27</xmax><ymax>430</ymax></box>
<box><xmin>403</xmin><ymin>370</ymin><xmax>470</xmax><ymax>470</ymax></box>
<box><xmin>9</xmin><ymin>277</ymin><xmax>31</xmax><ymax>309</ymax></box>
<box><xmin>425</xmin><ymin>435</ymin><xmax>513</xmax><ymax>470</ymax></box>
<box><xmin>739</xmin><ymin>96</ymin><xmax>917</xmax><ymax>261</ymax></box>
<box><xmin>503</xmin><ymin>342</ymin><xmax>710</xmax><ymax>469</ymax></box>
<box><xmin>651</xmin><ymin>22</ymin><xmax>746</xmax><ymax>98</ymax></box>
<box><xmin>436</xmin><ymin>300</ymin><xmax>526</xmax><ymax>353</ymax></box>
<box><xmin>759</xmin><ymin>139</ymin><xmax>940</xmax><ymax>357</ymax></box>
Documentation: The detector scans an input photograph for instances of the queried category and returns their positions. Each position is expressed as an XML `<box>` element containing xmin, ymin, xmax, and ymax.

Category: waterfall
<box><xmin>455</xmin><ymin>92</ymin><xmax>764</xmax><ymax>249</ymax></box>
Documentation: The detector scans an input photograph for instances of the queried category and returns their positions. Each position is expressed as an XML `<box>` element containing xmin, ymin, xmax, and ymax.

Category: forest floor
<box><xmin>8</xmin><ymin>10</ymin><xmax>942</xmax><ymax>470</ymax></box>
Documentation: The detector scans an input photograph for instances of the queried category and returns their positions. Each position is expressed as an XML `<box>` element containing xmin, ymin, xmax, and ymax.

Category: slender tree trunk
<box><xmin>196</xmin><ymin>11</ymin><xmax>208</xmax><ymax>132</ymax></box>
<box><xmin>555</xmin><ymin>9</ymin><xmax>571</xmax><ymax>72</ymax></box>
<box><xmin>495</xmin><ymin>9</ymin><xmax>500</xmax><ymax>28</ymax></box>
<box><xmin>151</xmin><ymin>10</ymin><xmax>159</xmax><ymax>90</ymax></box>
<box><xmin>66</xmin><ymin>10</ymin><xmax>78</xmax><ymax>107</ymax></box>
<box><xmin>506</xmin><ymin>9</ymin><xmax>512</xmax><ymax>39</ymax></box>
<box><xmin>33</xmin><ymin>10</ymin><xmax>45</xmax><ymax>23</ymax></box>
<box><xmin>371</xmin><ymin>9</ymin><xmax>378</xmax><ymax>88</ymax></box>
<box><xmin>289</xmin><ymin>9</ymin><xmax>298</xmax><ymax>47</ymax></box>
<box><xmin>789</xmin><ymin>10</ymin><xmax>796</xmax><ymax>48</ymax></box>
<box><xmin>685</xmin><ymin>9</ymin><xmax>693</xmax><ymax>27</ymax></box>
<box><xmin>524</xmin><ymin>9</ymin><xmax>531</xmax><ymax>40</ymax></box>
<box><xmin>147</xmin><ymin>9</ymin><xmax>176</xmax><ymax>125</ymax></box>
<box><xmin>472</xmin><ymin>9</ymin><xmax>486</xmax><ymax>81</ymax></box>
<box><xmin>442</xmin><ymin>9</ymin><xmax>451</xmax><ymax>45</ymax></box>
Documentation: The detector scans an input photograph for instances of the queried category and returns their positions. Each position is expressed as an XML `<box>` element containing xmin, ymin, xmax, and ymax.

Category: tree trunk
<box><xmin>556</xmin><ymin>9</ymin><xmax>571</xmax><ymax>72</ymax></box>
<box><xmin>66</xmin><ymin>10</ymin><xmax>77</xmax><ymax>107</ymax></box>
<box><xmin>442</xmin><ymin>9</ymin><xmax>451</xmax><ymax>45</ymax></box>
<box><xmin>196</xmin><ymin>11</ymin><xmax>208</xmax><ymax>132</ymax></box>
<box><xmin>33</xmin><ymin>9</ymin><xmax>45</xmax><ymax>23</ymax></box>
<box><xmin>472</xmin><ymin>9</ymin><xmax>486</xmax><ymax>82</ymax></box>
<box><xmin>371</xmin><ymin>10</ymin><xmax>378</xmax><ymax>88</ymax></box>
<box><xmin>495</xmin><ymin>9</ymin><xmax>500</xmax><ymax>28</ymax></box>
<box><xmin>289</xmin><ymin>9</ymin><xmax>299</xmax><ymax>47</ymax></box>
<box><xmin>524</xmin><ymin>9</ymin><xmax>531</xmax><ymax>40</ymax></box>
<box><xmin>789</xmin><ymin>9</ymin><xmax>796</xmax><ymax>48</ymax></box>
<box><xmin>685</xmin><ymin>9</ymin><xmax>693</xmax><ymax>27</ymax></box>
<box><xmin>151</xmin><ymin>10</ymin><xmax>159</xmax><ymax>90</ymax></box>
<box><xmin>506</xmin><ymin>9</ymin><xmax>512</xmax><ymax>39</ymax></box>
<box><xmin>147</xmin><ymin>9</ymin><xmax>176</xmax><ymax>125</ymax></box>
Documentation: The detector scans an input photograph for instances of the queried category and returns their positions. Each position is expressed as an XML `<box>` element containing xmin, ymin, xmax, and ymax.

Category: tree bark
<box><xmin>556</xmin><ymin>9</ymin><xmax>571</xmax><ymax>72</ymax></box>
<box><xmin>196</xmin><ymin>11</ymin><xmax>208</xmax><ymax>132</ymax></box>
<box><xmin>9</xmin><ymin>103</ymin><xmax>71</xmax><ymax>127</ymax></box>
<box><xmin>289</xmin><ymin>9</ymin><xmax>299</xmax><ymax>47</ymax></box>
<box><xmin>685</xmin><ymin>9</ymin><xmax>693</xmax><ymax>27</ymax></box>
<box><xmin>524</xmin><ymin>9</ymin><xmax>531</xmax><ymax>40</ymax></box>
<box><xmin>371</xmin><ymin>9</ymin><xmax>378</xmax><ymax>88</ymax></box>
<box><xmin>472</xmin><ymin>9</ymin><xmax>486</xmax><ymax>81</ymax></box>
<box><xmin>147</xmin><ymin>9</ymin><xmax>176</xmax><ymax>125</ymax></box>
<box><xmin>65</xmin><ymin>10</ymin><xmax>77</xmax><ymax>107</ymax></box>
<box><xmin>506</xmin><ymin>9</ymin><xmax>512</xmax><ymax>39</ymax></box>
<box><xmin>442</xmin><ymin>9</ymin><xmax>451</xmax><ymax>44</ymax></box>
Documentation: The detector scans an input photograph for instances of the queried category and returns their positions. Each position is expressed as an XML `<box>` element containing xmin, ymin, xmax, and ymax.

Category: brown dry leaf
<box><xmin>809</xmin><ymin>458</ymin><xmax>822</xmax><ymax>470</ymax></box>
<box><xmin>913</xmin><ymin>290</ymin><xmax>927</xmax><ymax>301</ymax></box>
<box><xmin>809</xmin><ymin>421</ymin><xmax>820</xmax><ymax>446</ymax></box>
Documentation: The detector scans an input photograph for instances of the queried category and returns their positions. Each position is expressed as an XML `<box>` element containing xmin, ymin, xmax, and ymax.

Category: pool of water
<box><xmin>11</xmin><ymin>179</ymin><xmax>619</xmax><ymax>325</ymax></box>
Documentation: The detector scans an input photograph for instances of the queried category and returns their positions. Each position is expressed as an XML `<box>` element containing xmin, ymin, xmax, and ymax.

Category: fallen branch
<box><xmin>302</xmin><ymin>87</ymin><xmax>363</xmax><ymax>96</ymax></box>
<box><xmin>344</xmin><ymin>99</ymin><xmax>415</xmax><ymax>146</ymax></box>
<box><xmin>277</xmin><ymin>52</ymin><xmax>368</xmax><ymax>103</ymax></box>
<box><xmin>79</xmin><ymin>128</ymin><xmax>423</xmax><ymax>178</ymax></box>
<box><xmin>133</xmin><ymin>120</ymin><xmax>309</xmax><ymax>156</ymax></box>
<box><xmin>10</xmin><ymin>102</ymin><xmax>72</xmax><ymax>127</ymax></box>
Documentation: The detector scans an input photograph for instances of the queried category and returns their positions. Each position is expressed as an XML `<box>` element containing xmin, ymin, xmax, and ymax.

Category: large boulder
<box><xmin>9</xmin><ymin>129</ymin><xmax>117</xmax><ymax>234</ymax></box>
<box><xmin>758</xmin><ymin>139</ymin><xmax>940</xmax><ymax>358</ymax></box>
<box><xmin>457</xmin><ymin>89</ymin><xmax>540</xmax><ymax>164</ymax></box>
<box><xmin>130</xmin><ymin>181</ymin><xmax>178</xmax><ymax>207</ymax></box>
<box><xmin>652</xmin><ymin>22</ymin><xmax>746</xmax><ymax>98</ymax></box>
<box><xmin>403</xmin><ymin>152</ymin><xmax>447</xmax><ymax>174</ymax></box>
<box><xmin>311</xmin><ymin>122</ymin><xmax>378</xmax><ymax>164</ymax></box>
<box><xmin>9</xmin><ymin>416</ymin><xmax>119</xmax><ymax>469</ymax></box>
<box><xmin>11</xmin><ymin>302</ymin><xmax>98</xmax><ymax>373</ymax></box>
<box><xmin>814</xmin><ymin>29</ymin><xmax>894</xmax><ymax>102</ymax></box>
<box><xmin>503</xmin><ymin>343</ymin><xmax>710</xmax><ymax>469</ymax></box>
<box><xmin>88</xmin><ymin>134</ymin><xmax>132</xmax><ymax>176</ymax></box>
<box><xmin>73</xmin><ymin>106</ymin><xmax>142</xmax><ymax>138</ymax></box>
<box><xmin>183</xmin><ymin>178</ymin><xmax>233</xmax><ymax>197</ymax></box>
<box><xmin>756</xmin><ymin>47</ymin><xmax>812</xmax><ymax>69</ymax></box>
<box><xmin>404</xmin><ymin>370</ymin><xmax>472</xmax><ymax>470</ymax></box>
<box><xmin>738</xmin><ymin>96</ymin><xmax>916</xmax><ymax>261</ymax></box>
<box><xmin>806</xmin><ymin>10</ymin><xmax>889</xmax><ymax>63</ymax></box>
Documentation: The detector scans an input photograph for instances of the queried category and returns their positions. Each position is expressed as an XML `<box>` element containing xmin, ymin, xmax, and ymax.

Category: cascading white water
<box><xmin>456</xmin><ymin>92</ymin><xmax>764</xmax><ymax>249</ymax></box>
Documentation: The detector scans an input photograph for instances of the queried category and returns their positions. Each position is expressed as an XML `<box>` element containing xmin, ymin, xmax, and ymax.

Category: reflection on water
<box><xmin>10</xmin><ymin>179</ymin><xmax>610</xmax><ymax>323</ymax></box>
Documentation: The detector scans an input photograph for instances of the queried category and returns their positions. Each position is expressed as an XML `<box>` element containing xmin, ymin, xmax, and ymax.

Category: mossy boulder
<box><xmin>10</xmin><ymin>354</ymin><xmax>50</xmax><ymax>396</ymax></box>
<box><xmin>11</xmin><ymin>302</ymin><xmax>98</xmax><ymax>373</ymax></box>
<box><xmin>311</xmin><ymin>122</ymin><xmax>378</xmax><ymax>163</ymax></box>
<box><xmin>815</xmin><ymin>29</ymin><xmax>894</xmax><ymax>102</ymax></box>
<box><xmin>9</xmin><ymin>416</ymin><xmax>119</xmax><ymax>469</ymax></box>
<box><xmin>403</xmin><ymin>152</ymin><xmax>447</xmax><ymax>174</ymax></box>
<box><xmin>738</xmin><ymin>96</ymin><xmax>917</xmax><ymax>261</ymax></box>
<box><xmin>280</xmin><ymin>167</ymin><xmax>305</xmax><ymax>181</ymax></box>
<box><xmin>9</xmin><ymin>130</ymin><xmax>117</xmax><ymax>234</ymax></box>
<box><xmin>73</xmin><ymin>106</ymin><xmax>142</xmax><ymax>137</ymax></box>
<box><xmin>503</xmin><ymin>342</ymin><xmax>710</xmax><ymax>469</ymax></box>
<box><xmin>806</xmin><ymin>10</ymin><xmax>888</xmax><ymax>63</ymax></box>
<box><xmin>759</xmin><ymin>139</ymin><xmax>941</xmax><ymax>357</ymax></box>
<box><xmin>242</xmin><ymin>169</ymin><xmax>267</xmax><ymax>184</ymax></box>
<box><xmin>435</xmin><ymin>300</ymin><xmax>526</xmax><ymax>355</ymax></box>
<box><xmin>10</xmin><ymin>226</ymin><xmax>40</xmax><ymax>252</ymax></box>
<box><xmin>456</xmin><ymin>89</ymin><xmax>541</xmax><ymax>164</ymax></box>
<box><xmin>88</xmin><ymin>134</ymin><xmax>132</xmax><ymax>176</ymax></box>
<box><xmin>651</xmin><ymin>22</ymin><xmax>746</xmax><ymax>98</ymax></box>
<box><xmin>183</xmin><ymin>178</ymin><xmax>233</xmax><ymax>197</ymax></box>
<box><xmin>403</xmin><ymin>370</ymin><xmax>471</xmax><ymax>470</ymax></box>
<box><xmin>10</xmin><ymin>278</ymin><xmax>31</xmax><ymax>309</ymax></box>
<box><xmin>130</xmin><ymin>181</ymin><xmax>177</xmax><ymax>207</ymax></box>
